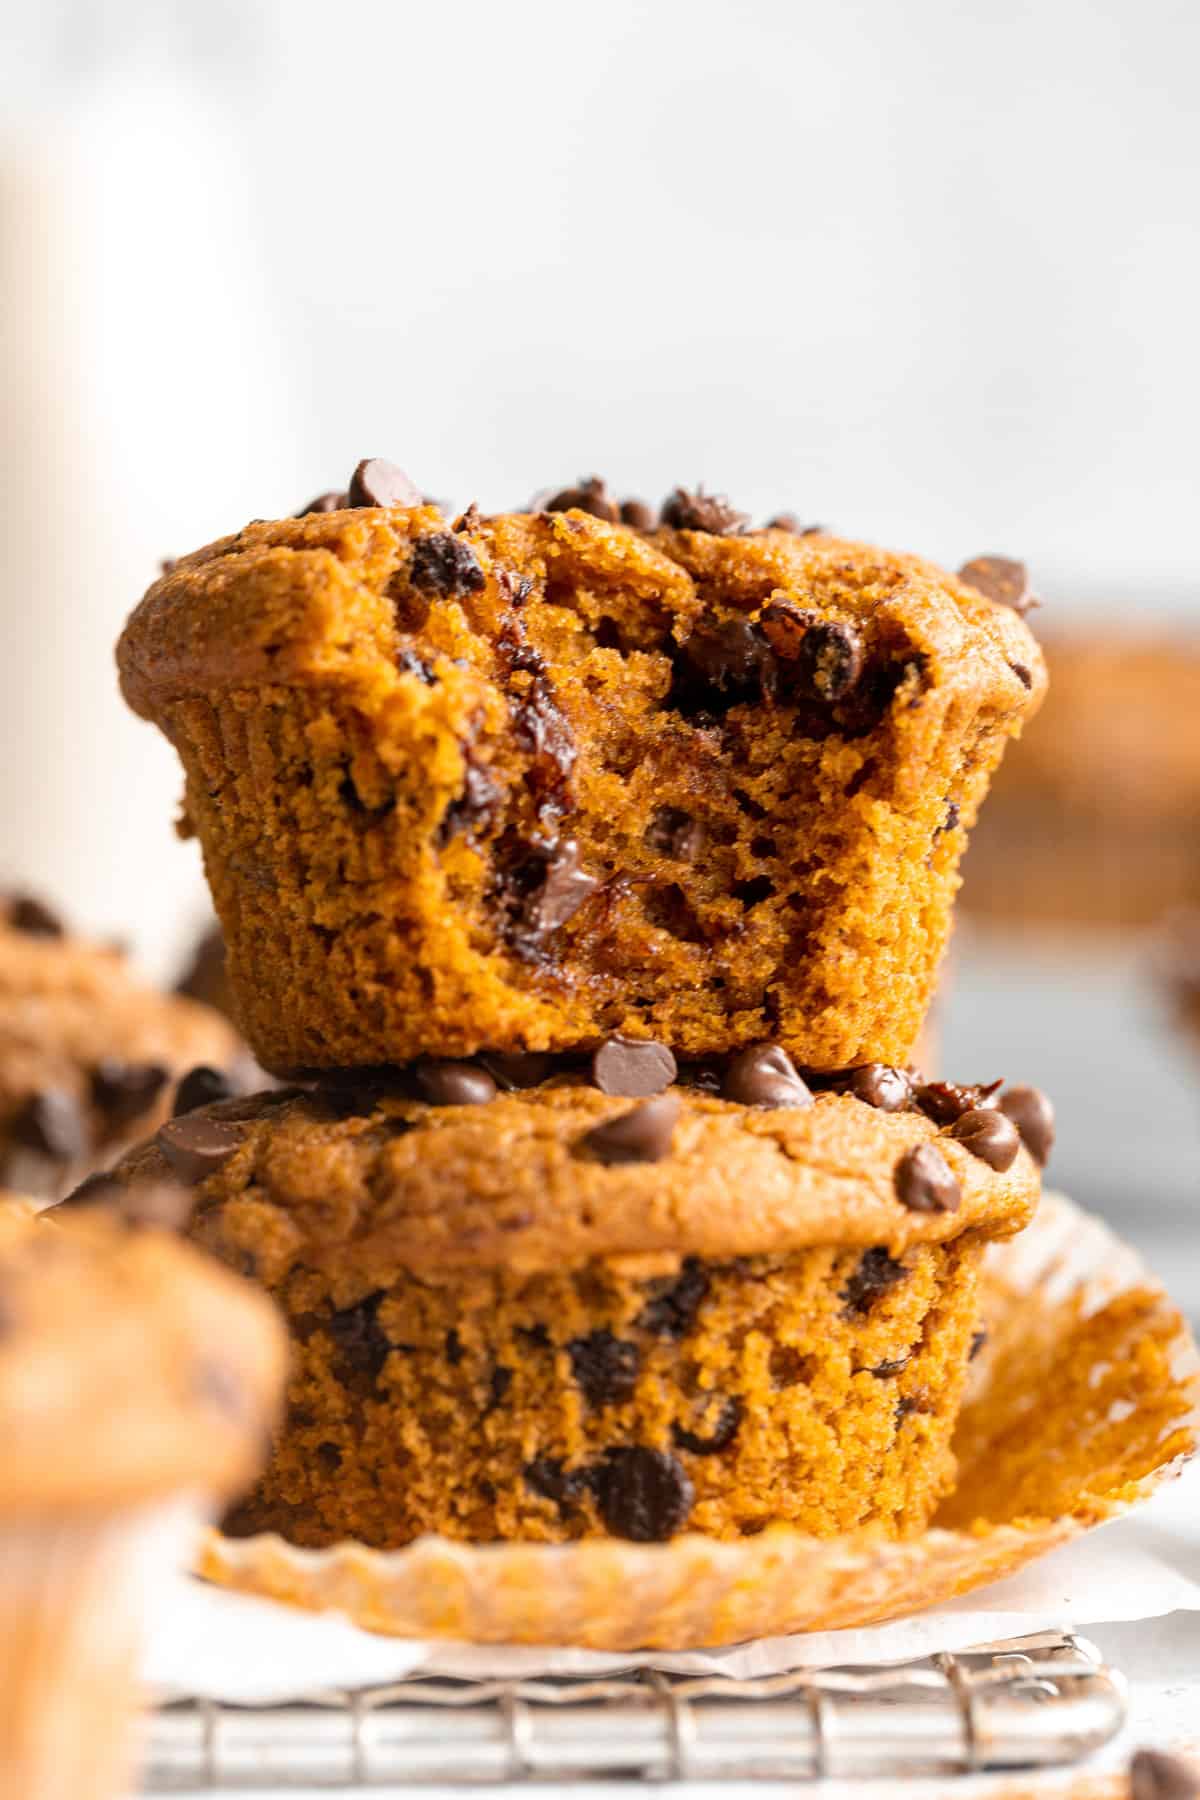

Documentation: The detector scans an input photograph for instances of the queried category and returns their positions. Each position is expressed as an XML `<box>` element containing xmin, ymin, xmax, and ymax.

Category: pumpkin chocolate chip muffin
<box><xmin>0</xmin><ymin>893</ymin><xmax>245</xmax><ymax>1198</ymax></box>
<box><xmin>90</xmin><ymin>1045</ymin><xmax>1045</xmax><ymax>1549</ymax></box>
<box><xmin>116</xmin><ymin>465</ymin><xmax>1044</xmax><ymax>1074</ymax></box>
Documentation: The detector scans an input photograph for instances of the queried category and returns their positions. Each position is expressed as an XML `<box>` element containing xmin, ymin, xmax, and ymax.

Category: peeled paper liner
<box><xmin>199</xmin><ymin>1192</ymin><xmax>1200</xmax><ymax>1650</ymax></box>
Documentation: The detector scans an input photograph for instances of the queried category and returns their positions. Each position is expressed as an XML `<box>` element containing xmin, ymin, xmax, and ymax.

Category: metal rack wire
<box><xmin>142</xmin><ymin>1631</ymin><xmax>1125</xmax><ymax>1787</ymax></box>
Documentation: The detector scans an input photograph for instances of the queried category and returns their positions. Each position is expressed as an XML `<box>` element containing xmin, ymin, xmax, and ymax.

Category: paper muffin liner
<box><xmin>199</xmin><ymin>1193</ymin><xmax>1200</xmax><ymax>1650</ymax></box>
<box><xmin>0</xmin><ymin>1500</ymin><xmax>200</xmax><ymax>1800</ymax></box>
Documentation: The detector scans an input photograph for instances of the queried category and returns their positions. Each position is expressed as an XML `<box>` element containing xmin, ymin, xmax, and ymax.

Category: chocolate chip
<box><xmin>636</xmin><ymin>1260</ymin><xmax>709</xmax><ymax>1336</ymax></box>
<box><xmin>173</xmin><ymin>1065</ymin><xmax>236</xmax><ymax>1117</ymax></box>
<box><xmin>437</xmin><ymin>760</ymin><xmax>502</xmax><ymax>846</ymax></box>
<box><xmin>13</xmin><ymin>1090</ymin><xmax>87</xmax><ymax>1161</ymax></box>
<box><xmin>1131</xmin><ymin>1749</ymin><xmax>1200</xmax><ymax>1800</ymax></box>
<box><xmin>948</xmin><ymin>1106</ymin><xmax>1021</xmax><ymax>1172</ymax></box>
<box><xmin>841</xmin><ymin>1247</ymin><xmax>907</xmax><ymax>1313</ymax></box>
<box><xmin>591</xmin><ymin>1036</ymin><xmax>677</xmax><ymax>1098</ymax></box>
<box><xmin>722</xmin><ymin>1044</ymin><xmax>813</xmax><ymax>1110</ymax></box>
<box><xmin>508</xmin><ymin>838</ymin><xmax>600</xmax><ymax>939</ymax></box>
<box><xmin>445</xmin><ymin>1328</ymin><xmax>464</xmax><ymax>1365</ymax></box>
<box><xmin>592</xmin><ymin>1446</ymin><xmax>694</xmax><ymax>1541</ymax></box>
<box><xmin>894</xmin><ymin>1144</ymin><xmax>961</xmax><ymax>1214</ymax></box>
<box><xmin>577</xmin><ymin>1094</ymin><xmax>680</xmax><ymax>1166</ymax></box>
<box><xmin>969</xmin><ymin>1327</ymin><xmax>988</xmax><ymax>1361</ymax></box>
<box><xmin>346</xmin><ymin>458</ymin><xmax>422</xmax><ymax>510</ymax></box>
<box><xmin>619</xmin><ymin>498</ymin><xmax>655</xmax><ymax>530</ymax></box>
<box><xmin>672</xmin><ymin>1396</ymin><xmax>742</xmax><ymax>1455</ymax></box>
<box><xmin>496</xmin><ymin>621</ymin><xmax>577</xmax><ymax>816</ymax></box>
<box><xmin>155</xmin><ymin>1114</ymin><xmax>244</xmax><ymax>1183</ymax></box>
<box><xmin>409</xmin><ymin>531</ymin><xmax>486</xmax><ymax>597</ymax></box>
<box><xmin>794</xmin><ymin>618</ymin><xmax>864</xmax><ymax>703</ymax></box>
<box><xmin>671</xmin><ymin>618</ymin><xmax>774</xmax><ymax>716</ymax></box>
<box><xmin>327</xmin><ymin>1293</ymin><xmax>391</xmax><ymax>1378</ymax></box>
<box><xmin>524</xmin><ymin>1457</ymin><xmax>592</xmax><ymax>1507</ymax></box>
<box><xmin>7</xmin><ymin>894</ymin><xmax>63</xmax><ymax>938</ymax></box>
<box><xmin>91</xmin><ymin>1058</ymin><xmax>169</xmax><ymax>1130</ymax></box>
<box><xmin>1009</xmin><ymin>660</ymin><xmax>1033</xmax><ymax>689</ymax></box>
<box><xmin>644</xmin><ymin>805</ymin><xmax>705</xmax><ymax>862</ymax></box>
<box><xmin>543</xmin><ymin>476</ymin><xmax>618</xmax><ymax>522</ymax></box>
<box><xmin>869</xmin><ymin>1355</ymin><xmax>911</xmax><ymax>1378</ymax></box>
<box><xmin>914</xmin><ymin>1079</ymin><xmax>1002</xmax><ymax>1126</ymax></box>
<box><xmin>956</xmin><ymin>555</ymin><xmax>1038</xmax><ymax>616</ymax></box>
<box><xmin>413</xmin><ymin>1060</ymin><xmax>497</xmax><ymax>1107</ymax></box>
<box><xmin>765</xmin><ymin>512</ymin><xmax>822</xmax><ymax>534</ymax></box>
<box><xmin>295</xmin><ymin>490</ymin><xmax>346</xmax><ymax>516</ymax></box>
<box><xmin>488</xmin><ymin>1366</ymin><xmax>513</xmax><ymax>1408</ymax></box>
<box><xmin>841</xmin><ymin>1064</ymin><xmax>912</xmax><ymax>1112</ymax></box>
<box><xmin>998</xmin><ymin>1085</ymin><xmax>1055</xmax><ymax>1166</ymax></box>
<box><xmin>479</xmin><ymin>1052</ymin><xmax>559</xmax><ymax>1090</ymax></box>
<box><xmin>660</xmin><ymin>487</ymin><xmax>748</xmax><ymax>535</ymax></box>
<box><xmin>569</xmin><ymin>1331</ymin><xmax>640</xmax><ymax>1407</ymax></box>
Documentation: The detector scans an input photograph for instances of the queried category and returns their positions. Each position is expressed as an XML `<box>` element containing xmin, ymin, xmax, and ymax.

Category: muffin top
<box><xmin>0</xmin><ymin>1203</ymin><xmax>286</xmax><ymax>1511</ymax></box>
<box><xmin>91</xmin><ymin>1052</ymin><xmax>1046</xmax><ymax>1287</ymax></box>
<box><xmin>0</xmin><ymin>893</ymin><xmax>246</xmax><ymax>1197</ymax></box>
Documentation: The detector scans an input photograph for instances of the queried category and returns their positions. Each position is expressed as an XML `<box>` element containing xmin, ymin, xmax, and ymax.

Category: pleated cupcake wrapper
<box><xmin>0</xmin><ymin>1499</ymin><xmax>203</xmax><ymax>1800</ymax></box>
<box><xmin>199</xmin><ymin>1194</ymin><xmax>1200</xmax><ymax>1650</ymax></box>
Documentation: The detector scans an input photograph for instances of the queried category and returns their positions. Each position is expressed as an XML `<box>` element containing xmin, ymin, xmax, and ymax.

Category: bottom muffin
<box><xmin>91</xmin><ymin>1049</ymin><xmax>1046</xmax><ymax>1548</ymax></box>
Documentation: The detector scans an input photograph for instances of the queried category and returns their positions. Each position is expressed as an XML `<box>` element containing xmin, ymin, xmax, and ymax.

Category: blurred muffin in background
<box><xmin>0</xmin><ymin>1201</ymin><xmax>286</xmax><ymax>1800</ymax></box>
<box><xmin>961</xmin><ymin>634</ymin><xmax>1200</xmax><ymax>933</ymax></box>
<box><xmin>0</xmin><ymin>893</ymin><xmax>245</xmax><ymax>1199</ymax></box>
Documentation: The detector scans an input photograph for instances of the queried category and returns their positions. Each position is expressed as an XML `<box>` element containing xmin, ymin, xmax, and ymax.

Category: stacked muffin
<box><xmin>108</xmin><ymin>466</ymin><xmax>1052</xmax><ymax>1550</ymax></box>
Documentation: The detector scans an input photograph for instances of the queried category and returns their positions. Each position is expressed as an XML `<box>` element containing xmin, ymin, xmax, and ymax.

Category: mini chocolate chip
<box><xmin>1009</xmin><ymin>660</ymin><xmax>1033</xmax><ymax>688</ymax></box>
<box><xmin>842</xmin><ymin>1064</ymin><xmax>912</xmax><ymax>1112</ymax></box>
<box><xmin>173</xmin><ymin>1065</ymin><xmax>236</xmax><ymax>1117</ymax></box>
<box><xmin>194</xmin><ymin>1357</ymin><xmax>248</xmax><ymax>1423</ymax></box>
<box><xmin>327</xmin><ymin>1293</ymin><xmax>391</xmax><ymax>1378</ymax></box>
<box><xmin>660</xmin><ymin>487</ymin><xmax>748</xmax><ymax>535</ymax></box>
<box><xmin>948</xmin><ymin>1106</ymin><xmax>1021</xmax><ymax>1172</ymax></box>
<box><xmin>519</xmin><ymin>838</ymin><xmax>600</xmax><ymax>935</ymax></box>
<box><xmin>479</xmin><ymin>1052</ymin><xmax>559</xmax><ymax>1090</ymax></box>
<box><xmin>13</xmin><ymin>1090</ymin><xmax>87</xmax><ymax>1161</ymax></box>
<box><xmin>914</xmin><ymin>1079</ymin><xmax>1002</xmax><ymax>1125</ymax></box>
<box><xmin>894</xmin><ymin>1144</ymin><xmax>961</xmax><ymax>1213</ymax></box>
<box><xmin>957</xmin><ymin>555</ymin><xmax>1038</xmax><ymax>616</ymax></box>
<box><xmin>445</xmin><ymin>1329</ymin><xmax>464</xmax><ymax>1365</ymax></box>
<box><xmin>969</xmin><ymin>1327</ymin><xmax>988</xmax><ymax>1361</ymax></box>
<box><xmin>295</xmin><ymin>490</ymin><xmax>346</xmax><ymax>516</ymax></box>
<box><xmin>591</xmin><ymin>1036</ymin><xmax>677</xmax><ymax>1098</ymax></box>
<box><xmin>8</xmin><ymin>894</ymin><xmax>64</xmax><ymax>938</ymax></box>
<box><xmin>998</xmin><ymin>1085</ymin><xmax>1055</xmax><ymax>1167</ymax></box>
<box><xmin>436</xmin><ymin>760</ymin><xmax>501</xmax><ymax>844</ymax></box>
<box><xmin>592</xmin><ymin>1446</ymin><xmax>695</xmax><ymax>1541</ymax></box>
<box><xmin>569</xmin><ymin>1331</ymin><xmax>640</xmax><ymax>1407</ymax></box>
<box><xmin>524</xmin><ymin>1457</ymin><xmax>592</xmax><ymax>1507</ymax></box>
<box><xmin>722</xmin><ymin>1044</ymin><xmax>813</xmax><ymax>1110</ymax></box>
<box><xmin>577</xmin><ymin>1094</ymin><xmax>680</xmax><ymax>1166</ymax></box>
<box><xmin>413</xmin><ymin>1060</ymin><xmax>496</xmax><ymax>1107</ymax></box>
<box><xmin>672</xmin><ymin>1396</ymin><xmax>742</xmax><ymax>1455</ymax></box>
<box><xmin>409</xmin><ymin>531</ymin><xmax>486</xmax><ymax>597</ymax></box>
<box><xmin>869</xmin><ymin>1355</ymin><xmax>911</xmax><ymax>1378</ymax></box>
<box><xmin>794</xmin><ymin>618</ymin><xmax>865</xmax><ymax>703</ymax></box>
<box><xmin>637</xmin><ymin>1260</ymin><xmax>709</xmax><ymax>1336</ymax></box>
<box><xmin>841</xmin><ymin>1247</ymin><xmax>907</xmax><ymax>1314</ymax></box>
<box><xmin>346</xmin><ymin>458</ymin><xmax>422</xmax><ymax>510</ymax></box>
<box><xmin>1131</xmin><ymin>1749</ymin><xmax>1200</xmax><ymax>1800</ymax></box>
<box><xmin>619</xmin><ymin>498</ymin><xmax>655</xmax><ymax>530</ymax></box>
<box><xmin>91</xmin><ymin>1058</ymin><xmax>169</xmax><ymax>1130</ymax></box>
<box><xmin>544</xmin><ymin>476</ymin><xmax>618</xmax><ymax>522</ymax></box>
<box><xmin>937</xmin><ymin>800</ymin><xmax>961</xmax><ymax>836</ymax></box>
<box><xmin>155</xmin><ymin>1114</ymin><xmax>244</xmax><ymax>1183</ymax></box>
<box><xmin>765</xmin><ymin>511</ymin><xmax>822</xmax><ymax>534</ymax></box>
<box><xmin>488</xmin><ymin>1366</ymin><xmax>513</xmax><ymax>1408</ymax></box>
<box><xmin>644</xmin><ymin>805</ymin><xmax>705</xmax><ymax>862</ymax></box>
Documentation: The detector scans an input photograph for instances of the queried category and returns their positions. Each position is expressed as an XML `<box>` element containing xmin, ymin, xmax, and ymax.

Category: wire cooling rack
<box><xmin>141</xmin><ymin>1631</ymin><xmax>1125</xmax><ymax>1787</ymax></box>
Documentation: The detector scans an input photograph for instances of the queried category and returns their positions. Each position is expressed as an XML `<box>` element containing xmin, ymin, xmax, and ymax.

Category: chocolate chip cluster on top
<box><xmin>0</xmin><ymin>893</ymin><xmax>247</xmax><ymax>1198</ymax></box>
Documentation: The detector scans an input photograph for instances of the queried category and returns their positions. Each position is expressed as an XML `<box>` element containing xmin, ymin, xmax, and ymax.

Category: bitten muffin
<box><xmin>0</xmin><ymin>1205</ymin><xmax>286</xmax><ymax>1800</ymax></box>
<box><xmin>94</xmin><ymin>1047</ymin><xmax>1045</xmax><ymax>1549</ymax></box>
<box><xmin>117</xmin><ymin>474</ymin><xmax>1044</xmax><ymax>1073</ymax></box>
<box><xmin>0</xmin><ymin>894</ymin><xmax>245</xmax><ymax>1198</ymax></box>
<box><xmin>963</xmin><ymin>633</ymin><xmax>1200</xmax><ymax>932</ymax></box>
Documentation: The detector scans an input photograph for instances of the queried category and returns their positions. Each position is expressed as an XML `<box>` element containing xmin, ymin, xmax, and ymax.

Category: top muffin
<box><xmin>118</xmin><ymin>472</ymin><xmax>1044</xmax><ymax>1073</ymax></box>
